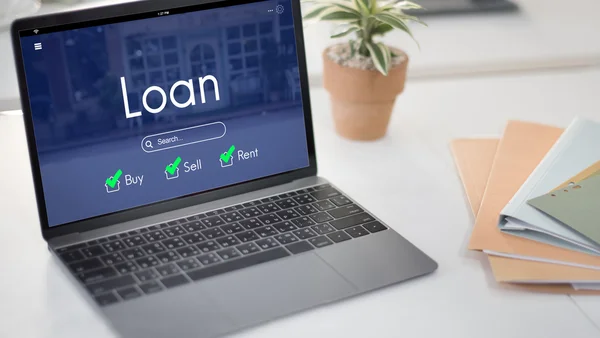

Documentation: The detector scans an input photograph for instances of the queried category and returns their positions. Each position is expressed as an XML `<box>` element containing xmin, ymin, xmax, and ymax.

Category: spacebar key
<box><xmin>187</xmin><ymin>248</ymin><xmax>290</xmax><ymax>281</ymax></box>
<box><xmin>330</xmin><ymin>213</ymin><xmax>375</xmax><ymax>230</ymax></box>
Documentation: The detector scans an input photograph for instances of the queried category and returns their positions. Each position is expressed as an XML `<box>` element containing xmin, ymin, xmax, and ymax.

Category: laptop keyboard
<box><xmin>55</xmin><ymin>184</ymin><xmax>388</xmax><ymax>307</ymax></box>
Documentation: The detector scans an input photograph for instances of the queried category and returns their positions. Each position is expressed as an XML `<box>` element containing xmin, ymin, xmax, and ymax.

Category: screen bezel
<box><xmin>11</xmin><ymin>0</ymin><xmax>317</xmax><ymax>241</ymax></box>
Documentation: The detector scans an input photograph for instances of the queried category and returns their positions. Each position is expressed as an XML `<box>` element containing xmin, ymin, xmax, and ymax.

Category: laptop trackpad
<box><xmin>200</xmin><ymin>252</ymin><xmax>356</xmax><ymax>327</ymax></box>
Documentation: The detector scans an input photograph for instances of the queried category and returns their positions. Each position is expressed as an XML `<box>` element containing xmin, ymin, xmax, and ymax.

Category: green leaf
<box><xmin>371</xmin><ymin>23</ymin><xmax>394</xmax><ymax>35</ymax></box>
<box><xmin>330</xmin><ymin>26</ymin><xmax>360</xmax><ymax>38</ymax></box>
<box><xmin>303</xmin><ymin>5</ymin><xmax>331</xmax><ymax>20</ymax></box>
<box><xmin>349</xmin><ymin>40</ymin><xmax>356</xmax><ymax>58</ymax></box>
<box><xmin>321</xmin><ymin>10</ymin><xmax>361</xmax><ymax>21</ymax></box>
<box><xmin>395</xmin><ymin>1</ymin><xmax>423</xmax><ymax>10</ymax></box>
<box><xmin>353</xmin><ymin>0</ymin><xmax>370</xmax><ymax>14</ymax></box>
<box><xmin>331</xmin><ymin>3</ymin><xmax>362</xmax><ymax>16</ymax></box>
<box><xmin>365</xmin><ymin>41</ymin><xmax>389</xmax><ymax>75</ymax></box>
<box><xmin>374</xmin><ymin>12</ymin><xmax>420</xmax><ymax>48</ymax></box>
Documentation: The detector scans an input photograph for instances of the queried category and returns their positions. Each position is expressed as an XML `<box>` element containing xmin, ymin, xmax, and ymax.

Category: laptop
<box><xmin>10</xmin><ymin>0</ymin><xmax>438</xmax><ymax>337</ymax></box>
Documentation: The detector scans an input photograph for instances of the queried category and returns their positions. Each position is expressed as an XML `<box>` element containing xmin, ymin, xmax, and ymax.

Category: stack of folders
<box><xmin>451</xmin><ymin>118</ymin><xmax>600</xmax><ymax>294</ymax></box>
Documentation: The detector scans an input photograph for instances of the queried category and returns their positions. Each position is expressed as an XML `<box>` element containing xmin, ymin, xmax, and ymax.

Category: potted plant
<box><xmin>303</xmin><ymin>0</ymin><xmax>425</xmax><ymax>140</ymax></box>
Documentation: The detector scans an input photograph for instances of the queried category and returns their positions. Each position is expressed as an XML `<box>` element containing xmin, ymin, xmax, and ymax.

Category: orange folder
<box><xmin>451</xmin><ymin>136</ymin><xmax>600</xmax><ymax>294</ymax></box>
<box><xmin>466</xmin><ymin>121</ymin><xmax>600</xmax><ymax>269</ymax></box>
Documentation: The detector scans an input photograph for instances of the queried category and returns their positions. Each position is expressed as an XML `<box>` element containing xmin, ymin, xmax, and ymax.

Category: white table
<box><xmin>3</xmin><ymin>0</ymin><xmax>600</xmax><ymax>110</ymax></box>
<box><xmin>1</xmin><ymin>66</ymin><xmax>600</xmax><ymax>337</ymax></box>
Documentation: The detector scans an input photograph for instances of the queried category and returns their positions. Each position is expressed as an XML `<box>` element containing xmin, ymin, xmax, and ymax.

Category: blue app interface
<box><xmin>19</xmin><ymin>0</ymin><xmax>309</xmax><ymax>227</ymax></box>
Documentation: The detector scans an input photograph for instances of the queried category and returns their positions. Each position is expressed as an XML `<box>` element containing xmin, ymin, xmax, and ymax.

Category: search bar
<box><xmin>141</xmin><ymin>122</ymin><xmax>226</xmax><ymax>153</ymax></box>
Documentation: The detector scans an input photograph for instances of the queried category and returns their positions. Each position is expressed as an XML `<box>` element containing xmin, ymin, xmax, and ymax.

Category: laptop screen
<box><xmin>18</xmin><ymin>0</ymin><xmax>309</xmax><ymax>227</ymax></box>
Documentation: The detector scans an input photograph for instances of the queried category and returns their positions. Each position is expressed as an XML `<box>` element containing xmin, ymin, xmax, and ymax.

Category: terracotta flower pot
<box><xmin>323</xmin><ymin>45</ymin><xmax>409</xmax><ymax>141</ymax></box>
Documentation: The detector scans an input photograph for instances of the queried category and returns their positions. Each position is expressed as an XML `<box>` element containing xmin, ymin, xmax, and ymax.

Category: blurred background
<box><xmin>1</xmin><ymin>0</ymin><xmax>599</xmax><ymax>112</ymax></box>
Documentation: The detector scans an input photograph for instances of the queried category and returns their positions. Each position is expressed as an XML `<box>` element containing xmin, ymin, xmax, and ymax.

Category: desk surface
<box><xmin>2</xmin><ymin>0</ymin><xmax>600</xmax><ymax>110</ymax></box>
<box><xmin>1</xmin><ymin>67</ymin><xmax>600</xmax><ymax>337</ymax></box>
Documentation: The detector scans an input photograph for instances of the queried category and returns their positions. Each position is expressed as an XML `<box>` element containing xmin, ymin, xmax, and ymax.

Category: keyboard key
<box><xmin>293</xmin><ymin>194</ymin><xmax>316</xmax><ymax>205</ymax></box>
<box><xmin>328</xmin><ymin>204</ymin><xmax>363</xmax><ymax>219</ymax></box>
<box><xmin>224</xmin><ymin>205</ymin><xmax>244</xmax><ymax>212</ymax></box>
<box><xmin>181</xmin><ymin>220</ymin><xmax>206</xmax><ymax>233</ymax></box>
<box><xmin>313</xmin><ymin>200</ymin><xmax>336</xmax><ymax>211</ymax></box>
<box><xmin>257</xmin><ymin>202</ymin><xmax>280</xmax><ymax>213</ymax></box>
<box><xmin>143</xmin><ymin>231</ymin><xmax>166</xmax><ymax>243</ymax></box>
<box><xmin>164</xmin><ymin>226</ymin><xmax>187</xmax><ymax>238</ymax></box>
<box><xmin>196</xmin><ymin>253</ymin><xmax>221</xmax><ymax>265</ymax></box>
<box><xmin>205</xmin><ymin>209</ymin><xmax>225</xmax><ymax>217</ymax></box>
<box><xmin>276</xmin><ymin>209</ymin><xmax>300</xmax><ymax>220</ymax></box>
<box><xmin>108</xmin><ymin>235</ymin><xmax>118</xmax><ymax>241</ymax></box>
<box><xmin>177</xmin><ymin>258</ymin><xmax>201</xmax><ymax>271</ymax></box>
<box><xmin>123</xmin><ymin>235</ymin><xmax>146</xmax><ymax>248</ymax></box>
<box><xmin>136</xmin><ymin>256</ymin><xmax>160</xmax><ymax>269</ymax></box>
<box><xmin>235</xmin><ymin>231</ymin><xmax>259</xmax><ymax>243</ymax></box>
<box><xmin>217</xmin><ymin>248</ymin><xmax>241</xmax><ymax>260</ymax></box>
<box><xmin>346</xmin><ymin>225</ymin><xmax>369</xmax><ymax>238</ymax></box>
<box><xmin>291</xmin><ymin>216</ymin><xmax>315</xmax><ymax>228</ymax></box>
<box><xmin>243</xmin><ymin>201</ymin><xmax>261</xmax><ymax>207</ymax></box>
<box><xmin>309</xmin><ymin>236</ymin><xmax>333</xmax><ymax>248</ymax></box>
<box><xmin>257</xmin><ymin>214</ymin><xmax>282</xmax><ymax>225</ymax></box>
<box><xmin>236</xmin><ymin>242</ymin><xmax>260</xmax><ymax>255</ymax></box>
<box><xmin>95</xmin><ymin>292</ymin><xmax>119</xmax><ymax>306</ymax></box>
<box><xmin>275</xmin><ymin>198</ymin><xmax>298</xmax><ymax>210</ymax></box>
<box><xmin>81</xmin><ymin>246</ymin><xmax>106</xmax><ymax>258</ymax></box>
<box><xmin>222</xmin><ymin>223</ymin><xmax>244</xmax><ymax>235</ymax></box>
<box><xmin>310</xmin><ymin>212</ymin><xmax>334</xmax><ymax>224</ymax></box>
<box><xmin>156</xmin><ymin>263</ymin><xmax>180</xmax><ymax>277</ymax></box>
<box><xmin>330</xmin><ymin>195</ymin><xmax>351</xmax><ymax>206</ymax></box>
<box><xmin>260</xmin><ymin>196</ymin><xmax>279</xmax><ymax>203</ymax></box>
<box><xmin>114</xmin><ymin>261</ymin><xmax>139</xmax><ymax>274</ymax></box>
<box><xmin>196</xmin><ymin>240</ymin><xmax>221</xmax><ymax>253</ymax></box>
<box><xmin>286</xmin><ymin>241</ymin><xmax>314</xmax><ymax>254</ymax></box>
<box><xmin>97</xmin><ymin>238</ymin><xmax>109</xmax><ymax>243</ymax></box>
<box><xmin>176</xmin><ymin>246</ymin><xmax>201</xmax><ymax>258</ymax></box>
<box><xmin>255</xmin><ymin>225</ymin><xmax>278</xmax><ymax>238</ymax></box>
<box><xmin>296</xmin><ymin>188</ymin><xmax>310</xmax><ymax>194</ymax></box>
<box><xmin>313</xmin><ymin>184</ymin><xmax>331</xmax><ymax>190</ymax></box>
<box><xmin>363</xmin><ymin>221</ymin><xmax>388</xmax><ymax>233</ymax></box>
<box><xmin>167</xmin><ymin>220</ymin><xmax>179</xmax><ymax>226</ymax></box>
<box><xmin>329</xmin><ymin>213</ymin><xmax>375</xmax><ymax>230</ymax></box>
<box><xmin>79</xmin><ymin>266</ymin><xmax>118</xmax><ymax>283</ymax></box>
<box><xmin>310</xmin><ymin>187</ymin><xmax>341</xmax><ymax>200</ymax></box>
<box><xmin>256</xmin><ymin>238</ymin><xmax>279</xmax><ymax>250</ymax></box>
<box><xmin>239</xmin><ymin>218</ymin><xmax>263</xmax><ymax>229</ymax></box>
<box><xmin>135</xmin><ymin>269</ymin><xmax>159</xmax><ymax>282</ymax></box>
<box><xmin>139</xmin><ymin>281</ymin><xmax>163</xmax><ymax>295</ymax></box>
<box><xmin>201</xmin><ymin>228</ymin><xmax>225</xmax><ymax>240</ymax></box>
<box><xmin>87</xmin><ymin>275</ymin><xmax>136</xmax><ymax>295</ymax></box>
<box><xmin>181</xmin><ymin>232</ymin><xmax>206</xmax><ymax>245</ymax></box>
<box><xmin>220</xmin><ymin>212</ymin><xmax>244</xmax><ymax>223</ymax></box>
<box><xmin>274</xmin><ymin>233</ymin><xmax>298</xmax><ymax>245</ymax></box>
<box><xmin>122</xmin><ymin>247</ymin><xmax>146</xmax><ymax>260</ymax></box>
<box><xmin>201</xmin><ymin>216</ymin><xmax>225</xmax><ymax>228</ymax></box>
<box><xmin>99</xmin><ymin>253</ymin><xmax>124</xmax><ymax>266</ymax></box>
<box><xmin>142</xmin><ymin>242</ymin><xmax>167</xmax><ymax>255</ymax></box>
<box><xmin>156</xmin><ymin>251</ymin><xmax>180</xmax><ymax>263</ymax></box>
<box><xmin>161</xmin><ymin>274</ymin><xmax>189</xmax><ymax>289</ymax></box>
<box><xmin>327</xmin><ymin>231</ymin><xmax>352</xmax><ymax>243</ymax></box>
<box><xmin>295</xmin><ymin>204</ymin><xmax>319</xmax><ymax>216</ymax></box>
<box><xmin>60</xmin><ymin>250</ymin><xmax>85</xmax><ymax>263</ymax></box>
<box><xmin>217</xmin><ymin>235</ymin><xmax>241</xmax><ymax>248</ymax></box>
<box><xmin>117</xmin><ymin>286</ymin><xmax>142</xmax><ymax>300</ymax></box>
<box><xmin>187</xmin><ymin>248</ymin><xmax>289</xmax><ymax>282</ymax></box>
<box><xmin>312</xmin><ymin>223</ymin><xmax>336</xmax><ymax>235</ymax></box>
<box><xmin>293</xmin><ymin>228</ymin><xmax>317</xmax><ymax>240</ymax></box>
<box><xmin>162</xmin><ymin>237</ymin><xmax>187</xmax><ymax>249</ymax></box>
<box><xmin>239</xmin><ymin>207</ymin><xmax>262</xmax><ymax>218</ymax></box>
<box><xmin>127</xmin><ymin>230</ymin><xmax>140</xmax><ymax>236</ymax></box>
<box><xmin>278</xmin><ymin>192</ymin><xmax>297</xmax><ymax>198</ymax></box>
<box><xmin>273</xmin><ymin>221</ymin><xmax>297</xmax><ymax>233</ymax></box>
<box><xmin>102</xmin><ymin>240</ymin><xmax>125</xmax><ymax>252</ymax></box>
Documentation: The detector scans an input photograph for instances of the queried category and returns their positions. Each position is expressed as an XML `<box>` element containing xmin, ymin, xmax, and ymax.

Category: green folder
<box><xmin>528</xmin><ymin>173</ymin><xmax>600</xmax><ymax>246</ymax></box>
